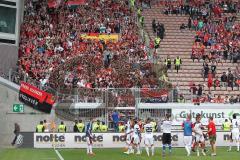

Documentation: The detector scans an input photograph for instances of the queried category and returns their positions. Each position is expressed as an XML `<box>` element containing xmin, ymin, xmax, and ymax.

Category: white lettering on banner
<box><xmin>34</xmin><ymin>132</ymin><xmax>233</xmax><ymax>148</ymax></box>
<box><xmin>172</xmin><ymin>109</ymin><xmax>240</xmax><ymax>125</ymax></box>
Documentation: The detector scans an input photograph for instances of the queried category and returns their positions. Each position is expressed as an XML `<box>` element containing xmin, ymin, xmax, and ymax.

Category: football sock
<box><xmin>169</xmin><ymin>144</ymin><xmax>172</xmax><ymax>153</ymax></box>
<box><xmin>151</xmin><ymin>146</ymin><xmax>154</xmax><ymax>156</ymax></box>
<box><xmin>89</xmin><ymin>145</ymin><xmax>93</xmax><ymax>154</ymax></box>
<box><xmin>145</xmin><ymin>147</ymin><xmax>149</xmax><ymax>156</ymax></box>
<box><xmin>185</xmin><ymin>146</ymin><xmax>190</xmax><ymax>155</ymax></box>
<box><xmin>163</xmin><ymin>144</ymin><xmax>166</xmax><ymax>153</ymax></box>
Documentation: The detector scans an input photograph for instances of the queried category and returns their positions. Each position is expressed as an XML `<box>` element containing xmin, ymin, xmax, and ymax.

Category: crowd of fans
<box><xmin>17</xmin><ymin>0</ymin><xmax>239</xmax><ymax>105</ymax></box>
<box><xmin>18</xmin><ymin>0</ymin><xmax>167</xmax><ymax>93</ymax></box>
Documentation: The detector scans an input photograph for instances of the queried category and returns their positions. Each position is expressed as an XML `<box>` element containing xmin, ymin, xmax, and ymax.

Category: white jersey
<box><xmin>162</xmin><ymin>120</ymin><xmax>172</xmax><ymax>133</ymax></box>
<box><xmin>125</xmin><ymin>120</ymin><xmax>132</xmax><ymax>134</ymax></box>
<box><xmin>232</xmin><ymin>119</ymin><xmax>240</xmax><ymax>130</ymax></box>
<box><xmin>133</xmin><ymin>124</ymin><xmax>140</xmax><ymax>137</ymax></box>
<box><xmin>194</xmin><ymin>122</ymin><xmax>203</xmax><ymax>136</ymax></box>
<box><xmin>144</xmin><ymin>123</ymin><xmax>153</xmax><ymax>138</ymax></box>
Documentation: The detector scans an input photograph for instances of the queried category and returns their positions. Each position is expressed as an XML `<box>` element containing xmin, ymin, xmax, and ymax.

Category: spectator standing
<box><xmin>227</xmin><ymin>71</ymin><xmax>234</xmax><ymax>90</ymax></box>
<box><xmin>11</xmin><ymin>123</ymin><xmax>20</xmax><ymax>146</ymax></box>
<box><xmin>213</xmin><ymin>76</ymin><xmax>220</xmax><ymax>90</ymax></box>
<box><xmin>229</xmin><ymin>96</ymin><xmax>235</xmax><ymax>104</ymax></box>
<box><xmin>220</xmin><ymin>72</ymin><xmax>228</xmax><ymax>88</ymax></box>
<box><xmin>112</xmin><ymin>110</ymin><xmax>119</xmax><ymax>132</ymax></box>
<box><xmin>189</xmin><ymin>83</ymin><xmax>197</xmax><ymax>96</ymax></box>
<box><xmin>235</xmin><ymin>95</ymin><xmax>240</xmax><ymax>103</ymax></box>
<box><xmin>152</xmin><ymin>19</ymin><xmax>156</xmax><ymax>33</ymax></box>
<box><xmin>197</xmin><ymin>84</ymin><xmax>203</xmax><ymax>97</ymax></box>
<box><xmin>208</xmin><ymin>72</ymin><xmax>213</xmax><ymax>91</ymax></box>
<box><xmin>165</xmin><ymin>56</ymin><xmax>172</xmax><ymax>71</ymax></box>
<box><xmin>203</xmin><ymin>63</ymin><xmax>209</xmax><ymax>81</ymax></box>
<box><xmin>174</xmin><ymin>56</ymin><xmax>182</xmax><ymax>73</ymax></box>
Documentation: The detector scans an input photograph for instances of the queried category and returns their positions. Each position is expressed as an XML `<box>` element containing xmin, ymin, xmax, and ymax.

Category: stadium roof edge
<box><xmin>0</xmin><ymin>77</ymin><xmax>19</xmax><ymax>92</ymax></box>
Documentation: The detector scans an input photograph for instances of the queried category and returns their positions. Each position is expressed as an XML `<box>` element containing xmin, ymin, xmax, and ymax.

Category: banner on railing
<box><xmin>23</xmin><ymin>132</ymin><xmax>233</xmax><ymax>148</ymax></box>
<box><xmin>172</xmin><ymin>108</ymin><xmax>240</xmax><ymax>125</ymax></box>
<box><xmin>48</xmin><ymin>0</ymin><xmax>62</xmax><ymax>8</ymax></box>
<box><xmin>67</xmin><ymin>0</ymin><xmax>86</xmax><ymax>6</ymax></box>
<box><xmin>19</xmin><ymin>82</ymin><xmax>55</xmax><ymax>113</ymax></box>
<box><xmin>80</xmin><ymin>33</ymin><xmax>119</xmax><ymax>42</ymax></box>
<box><xmin>140</xmin><ymin>88</ymin><xmax>169</xmax><ymax>103</ymax></box>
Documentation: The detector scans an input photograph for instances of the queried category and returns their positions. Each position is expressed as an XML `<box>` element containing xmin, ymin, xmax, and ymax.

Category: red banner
<box><xmin>140</xmin><ymin>88</ymin><xmax>168</xmax><ymax>98</ymax></box>
<box><xmin>20</xmin><ymin>82</ymin><xmax>55</xmax><ymax>105</ymax></box>
<box><xmin>67</xmin><ymin>0</ymin><xmax>86</xmax><ymax>6</ymax></box>
<box><xmin>48</xmin><ymin>0</ymin><xmax>61</xmax><ymax>8</ymax></box>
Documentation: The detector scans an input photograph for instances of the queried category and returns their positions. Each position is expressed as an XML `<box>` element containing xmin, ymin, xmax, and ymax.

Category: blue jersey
<box><xmin>85</xmin><ymin>122</ymin><xmax>92</xmax><ymax>137</ymax></box>
<box><xmin>182</xmin><ymin>120</ymin><xmax>193</xmax><ymax>136</ymax></box>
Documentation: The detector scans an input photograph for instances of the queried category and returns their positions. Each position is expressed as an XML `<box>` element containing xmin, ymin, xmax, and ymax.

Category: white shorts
<box><xmin>126</xmin><ymin>134</ymin><xmax>132</xmax><ymax>145</ymax></box>
<box><xmin>195</xmin><ymin>134</ymin><xmax>204</xmax><ymax>143</ymax></box>
<box><xmin>144</xmin><ymin>137</ymin><xmax>154</xmax><ymax>146</ymax></box>
<box><xmin>231</xmin><ymin>129</ymin><xmax>240</xmax><ymax>141</ymax></box>
<box><xmin>183</xmin><ymin>136</ymin><xmax>192</xmax><ymax>146</ymax></box>
<box><xmin>86</xmin><ymin>137</ymin><xmax>92</xmax><ymax>145</ymax></box>
<box><xmin>132</xmin><ymin>135</ymin><xmax>140</xmax><ymax>144</ymax></box>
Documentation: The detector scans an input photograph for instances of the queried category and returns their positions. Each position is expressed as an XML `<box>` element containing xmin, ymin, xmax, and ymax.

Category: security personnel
<box><xmin>130</xmin><ymin>0</ymin><xmax>135</xmax><ymax>9</ymax></box>
<box><xmin>58</xmin><ymin>121</ymin><xmax>66</xmax><ymax>133</ymax></box>
<box><xmin>177</xmin><ymin>94</ymin><xmax>186</xmax><ymax>103</ymax></box>
<box><xmin>77</xmin><ymin>120</ymin><xmax>85</xmax><ymax>132</ymax></box>
<box><xmin>164</xmin><ymin>56</ymin><xmax>172</xmax><ymax>70</ymax></box>
<box><xmin>93</xmin><ymin>120</ymin><xmax>101</xmax><ymax>132</ymax></box>
<box><xmin>222</xmin><ymin>119</ymin><xmax>231</xmax><ymax>131</ymax></box>
<box><xmin>139</xmin><ymin>16</ymin><xmax>144</xmax><ymax>28</ymax></box>
<box><xmin>119</xmin><ymin>123</ymin><xmax>125</xmax><ymax>132</ymax></box>
<box><xmin>150</xmin><ymin>120</ymin><xmax>157</xmax><ymax>132</ymax></box>
<box><xmin>137</xmin><ymin>8</ymin><xmax>141</xmax><ymax>20</ymax></box>
<box><xmin>100</xmin><ymin>122</ymin><xmax>108</xmax><ymax>132</ymax></box>
<box><xmin>73</xmin><ymin>120</ymin><xmax>79</xmax><ymax>132</ymax></box>
<box><xmin>174</xmin><ymin>56</ymin><xmax>182</xmax><ymax>73</ymax></box>
<box><xmin>36</xmin><ymin>121</ymin><xmax>45</xmax><ymax>133</ymax></box>
<box><xmin>154</xmin><ymin>37</ymin><xmax>161</xmax><ymax>49</ymax></box>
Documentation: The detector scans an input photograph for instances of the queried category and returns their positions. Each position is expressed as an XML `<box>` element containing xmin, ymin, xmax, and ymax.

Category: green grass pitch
<box><xmin>0</xmin><ymin>147</ymin><xmax>239</xmax><ymax>160</ymax></box>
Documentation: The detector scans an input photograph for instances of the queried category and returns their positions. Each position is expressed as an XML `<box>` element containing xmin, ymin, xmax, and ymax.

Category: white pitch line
<box><xmin>54</xmin><ymin>149</ymin><xmax>64</xmax><ymax>160</ymax></box>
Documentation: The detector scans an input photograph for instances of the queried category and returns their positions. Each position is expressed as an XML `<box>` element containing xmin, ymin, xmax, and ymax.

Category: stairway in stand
<box><xmin>142</xmin><ymin>5</ymin><xmax>239</xmax><ymax>102</ymax></box>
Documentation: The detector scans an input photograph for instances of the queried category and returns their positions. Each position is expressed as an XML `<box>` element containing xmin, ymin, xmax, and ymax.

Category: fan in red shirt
<box><xmin>207</xmin><ymin>117</ymin><xmax>217</xmax><ymax>156</ymax></box>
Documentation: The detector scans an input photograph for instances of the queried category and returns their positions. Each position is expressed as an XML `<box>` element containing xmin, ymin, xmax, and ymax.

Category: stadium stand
<box><xmin>143</xmin><ymin>0</ymin><xmax>240</xmax><ymax>103</ymax></box>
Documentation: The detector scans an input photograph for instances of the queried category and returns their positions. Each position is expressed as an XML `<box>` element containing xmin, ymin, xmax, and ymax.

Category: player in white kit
<box><xmin>132</xmin><ymin>120</ymin><xmax>141</xmax><ymax>154</ymax></box>
<box><xmin>144</xmin><ymin>118</ymin><xmax>154</xmax><ymax>156</ymax></box>
<box><xmin>124</xmin><ymin>118</ymin><xmax>134</xmax><ymax>154</ymax></box>
<box><xmin>228</xmin><ymin>114</ymin><xmax>240</xmax><ymax>152</ymax></box>
<box><xmin>162</xmin><ymin>114</ymin><xmax>172</xmax><ymax>157</ymax></box>
<box><xmin>193</xmin><ymin>114</ymin><xmax>206</xmax><ymax>156</ymax></box>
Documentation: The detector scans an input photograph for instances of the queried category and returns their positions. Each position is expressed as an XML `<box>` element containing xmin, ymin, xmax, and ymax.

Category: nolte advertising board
<box><xmin>28</xmin><ymin>132</ymin><xmax>232</xmax><ymax>148</ymax></box>
<box><xmin>172</xmin><ymin>109</ymin><xmax>240</xmax><ymax>125</ymax></box>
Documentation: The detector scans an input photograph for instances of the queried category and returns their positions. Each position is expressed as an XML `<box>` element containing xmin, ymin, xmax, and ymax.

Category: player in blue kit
<box><xmin>86</xmin><ymin>118</ymin><xmax>95</xmax><ymax>156</ymax></box>
<box><xmin>182</xmin><ymin>114</ymin><xmax>194</xmax><ymax>156</ymax></box>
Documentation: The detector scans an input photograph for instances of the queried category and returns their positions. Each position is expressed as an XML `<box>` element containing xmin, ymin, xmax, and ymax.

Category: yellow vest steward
<box><xmin>100</xmin><ymin>125</ymin><xmax>108</xmax><ymax>132</ymax></box>
<box><xmin>58</xmin><ymin>125</ymin><xmax>66</xmax><ymax>133</ymax></box>
<box><xmin>150</xmin><ymin>122</ymin><xmax>156</xmax><ymax>132</ymax></box>
<box><xmin>93</xmin><ymin>123</ymin><xmax>101</xmax><ymax>132</ymax></box>
<box><xmin>119</xmin><ymin>125</ymin><xmax>125</xmax><ymax>132</ymax></box>
<box><xmin>175</xmin><ymin>58</ymin><xmax>181</xmax><ymax>65</ymax></box>
<box><xmin>223</xmin><ymin>122</ymin><xmax>231</xmax><ymax>131</ymax></box>
<box><xmin>155</xmin><ymin>38</ymin><xmax>160</xmax><ymax>45</ymax></box>
<box><xmin>36</xmin><ymin>124</ymin><xmax>44</xmax><ymax>133</ymax></box>
<box><xmin>77</xmin><ymin>123</ymin><xmax>85</xmax><ymax>132</ymax></box>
